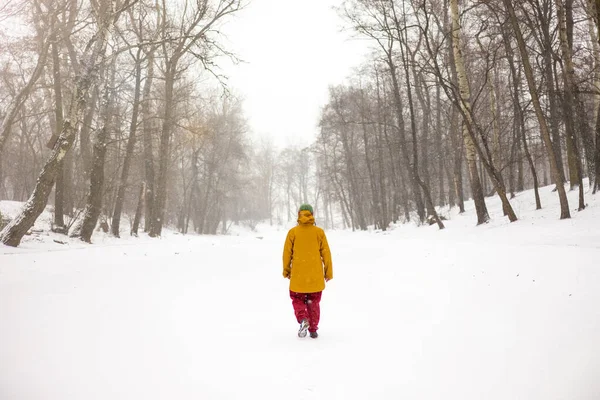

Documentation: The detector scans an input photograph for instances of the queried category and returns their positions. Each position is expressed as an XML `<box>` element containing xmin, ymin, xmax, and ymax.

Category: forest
<box><xmin>0</xmin><ymin>0</ymin><xmax>598</xmax><ymax>246</ymax></box>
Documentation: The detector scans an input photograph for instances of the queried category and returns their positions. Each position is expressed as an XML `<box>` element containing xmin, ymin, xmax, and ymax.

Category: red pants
<box><xmin>290</xmin><ymin>291</ymin><xmax>322</xmax><ymax>333</ymax></box>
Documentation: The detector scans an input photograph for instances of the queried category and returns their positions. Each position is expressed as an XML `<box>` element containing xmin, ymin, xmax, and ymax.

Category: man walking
<box><xmin>283</xmin><ymin>204</ymin><xmax>333</xmax><ymax>338</ymax></box>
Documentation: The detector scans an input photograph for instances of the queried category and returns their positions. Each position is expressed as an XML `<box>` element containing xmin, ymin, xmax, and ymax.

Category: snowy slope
<box><xmin>1</xmin><ymin>184</ymin><xmax>600</xmax><ymax>400</ymax></box>
<box><xmin>0</xmin><ymin>201</ymin><xmax>162</xmax><ymax>253</ymax></box>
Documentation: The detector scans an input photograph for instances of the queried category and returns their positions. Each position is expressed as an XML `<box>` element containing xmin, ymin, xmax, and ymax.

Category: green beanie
<box><xmin>298</xmin><ymin>204</ymin><xmax>313</xmax><ymax>214</ymax></box>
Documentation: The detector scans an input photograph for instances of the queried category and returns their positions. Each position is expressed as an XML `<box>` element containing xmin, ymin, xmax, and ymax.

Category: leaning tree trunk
<box><xmin>503</xmin><ymin>0</ymin><xmax>570</xmax><ymax>219</ymax></box>
<box><xmin>450</xmin><ymin>0</ymin><xmax>489</xmax><ymax>224</ymax></box>
<box><xmin>111</xmin><ymin>48</ymin><xmax>143</xmax><ymax>237</ymax></box>
<box><xmin>0</xmin><ymin>3</ymin><xmax>115</xmax><ymax>247</ymax></box>
<box><xmin>502</xmin><ymin>26</ymin><xmax>542</xmax><ymax>209</ymax></box>
<box><xmin>74</xmin><ymin>61</ymin><xmax>114</xmax><ymax>243</ymax></box>
<box><xmin>480</xmin><ymin>58</ymin><xmax>509</xmax><ymax>215</ymax></box>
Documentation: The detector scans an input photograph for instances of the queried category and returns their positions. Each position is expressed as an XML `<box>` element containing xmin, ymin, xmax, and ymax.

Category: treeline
<box><xmin>0</xmin><ymin>0</ymin><xmax>334</xmax><ymax>245</ymax></box>
<box><xmin>312</xmin><ymin>0</ymin><xmax>600</xmax><ymax>230</ymax></box>
<box><xmin>3</xmin><ymin>0</ymin><xmax>598</xmax><ymax>244</ymax></box>
<box><xmin>0</xmin><ymin>0</ymin><xmax>259</xmax><ymax>246</ymax></box>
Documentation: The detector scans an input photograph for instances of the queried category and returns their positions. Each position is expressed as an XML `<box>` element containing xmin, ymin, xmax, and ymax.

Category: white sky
<box><xmin>219</xmin><ymin>0</ymin><xmax>370</xmax><ymax>148</ymax></box>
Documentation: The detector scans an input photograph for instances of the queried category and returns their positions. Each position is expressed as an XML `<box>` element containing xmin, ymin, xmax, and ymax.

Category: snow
<box><xmin>1</xmin><ymin>183</ymin><xmax>600</xmax><ymax>399</ymax></box>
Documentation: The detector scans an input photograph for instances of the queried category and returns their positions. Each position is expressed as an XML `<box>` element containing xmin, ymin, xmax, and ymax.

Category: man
<box><xmin>283</xmin><ymin>204</ymin><xmax>333</xmax><ymax>338</ymax></box>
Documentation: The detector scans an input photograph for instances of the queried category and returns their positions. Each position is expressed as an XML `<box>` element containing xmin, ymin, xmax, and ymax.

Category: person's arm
<box><xmin>283</xmin><ymin>229</ymin><xmax>294</xmax><ymax>278</ymax></box>
<box><xmin>320</xmin><ymin>231</ymin><xmax>333</xmax><ymax>281</ymax></box>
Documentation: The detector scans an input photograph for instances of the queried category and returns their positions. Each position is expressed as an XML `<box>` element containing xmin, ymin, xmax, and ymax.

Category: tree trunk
<box><xmin>149</xmin><ymin>63</ymin><xmax>175</xmax><ymax>237</ymax></box>
<box><xmin>388</xmin><ymin>56</ymin><xmax>426</xmax><ymax>222</ymax></box>
<box><xmin>484</xmin><ymin>62</ymin><xmax>511</xmax><ymax>216</ymax></box>
<box><xmin>590</xmin><ymin>2</ymin><xmax>600</xmax><ymax>137</ymax></box>
<box><xmin>338</xmin><ymin>125</ymin><xmax>367</xmax><ymax>229</ymax></box>
<box><xmin>538</xmin><ymin>1</ymin><xmax>567</xmax><ymax>184</ymax></box>
<box><xmin>374</xmin><ymin>69</ymin><xmax>390</xmax><ymax>229</ymax></box>
<box><xmin>131</xmin><ymin>181</ymin><xmax>144</xmax><ymax>236</ymax></box>
<box><xmin>142</xmin><ymin>49</ymin><xmax>156</xmax><ymax>232</ymax></box>
<box><xmin>80</xmin><ymin>87</ymin><xmax>99</xmax><ymax>178</ymax></box>
<box><xmin>0</xmin><ymin>4</ymin><xmax>115</xmax><ymax>247</ymax></box>
<box><xmin>445</xmin><ymin>156</ymin><xmax>455</xmax><ymax>207</ymax></box>
<box><xmin>592</xmin><ymin>0</ymin><xmax>600</xmax><ymax>193</ymax></box>
<box><xmin>596</xmin><ymin>100</ymin><xmax>600</xmax><ymax>193</ymax></box>
<box><xmin>555</xmin><ymin>0</ymin><xmax>585</xmax><ymax>210</ymax></box>
<box><xmin>74</xmin><ymin>64</ymin><xmax>114</xmax><ymax>243</ymax></box>
<box><xmin>411</xmin><ymin>55</ymin><xmax>433</xmax><ymax>206</ymax></box>
<box><xmin>50</xmin><ymin>33</ymin><xmax>67</xmax><ymax>232</ymax></box>
<box><xmin>574</xmin><ymin>96</ymin><xmax>596</xmax><ymax>185</ymax></box>
<box><xmin>436</xmin><ymin>85</ymin><xmax>445</xmax><ymax>207</ymax></box>
<box><xmin>360</xmin><ymin>92</ymin><xmax>381</xmax><ymax>229</ymax></box>
<box><xmin>450</xmin><ymin>107</ymin><xmax>465</xmax><ymax>212</ymax></box>
<box><xmin>565</xmin><ymin>115</ymin><xmax>580</xmax><ymax>189</ymax></box>
<box><xmin>379</xmin><ymin>82</ymin><xmax>402</xmax><ymax>222</ymax></box>
<box><xmin>110</xmin><ymin>49</ymin><xmax>143</xmax><ymax>237</ymax></box>
<box><xmin>502</xmin><ymin>24</ymin><xmax>542</xmax><ymax>209</ymax></box>
<box><xmin>450</xmin><ymin>0</ymin><xmax>489</xmax><ymax>224</ymax></box>
<box><xmin>516</xmin><ymin>135</ymin><xmax>525</xmax><ymax>192</ymax></box>
<box><xmin>508</xmin><ymin>130</ymin><xmax>517</xmax><ymax>198</ymax></box>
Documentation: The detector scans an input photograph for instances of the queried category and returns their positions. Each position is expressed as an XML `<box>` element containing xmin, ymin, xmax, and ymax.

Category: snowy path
<box><xmin>2</xmin><ymin>217</ymin><xmax>600</xmax><ymax>400</ymax></box>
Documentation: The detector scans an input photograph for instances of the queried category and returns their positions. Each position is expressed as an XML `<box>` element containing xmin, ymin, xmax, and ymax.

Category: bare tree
<box><xmin>449</xmin><ymin>0</ymin><xmax>490</xmax><ymax>224</ymax></box>
<box><xmin>502</xmin><ymin>0</ymin><xmax>571</xmax><ymax>219</ymax></box>
<box><xmin>555</xmin><ymin>0</ymin><xmax>585</xmax><ymax>210</ymax></box>
<box><xmin>0</xmin><ymin>0</ymin><xmax>130</xmax><ymax>246</ymax></box>
<box><xmin>148</xmin><ymin>0</ymin><xmax>242</xmax><ymax>237</ymax></box>
<box><xmin>0</xmin><ymin>2</ymin><xmax>53</xmax><ymax>160</ymax></box>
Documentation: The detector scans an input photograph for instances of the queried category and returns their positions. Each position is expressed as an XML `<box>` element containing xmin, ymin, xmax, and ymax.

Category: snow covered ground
<box><xmin>1</xmin><ymin>184</ymin><xmax>600</xmax><ymax>399</ymax></box>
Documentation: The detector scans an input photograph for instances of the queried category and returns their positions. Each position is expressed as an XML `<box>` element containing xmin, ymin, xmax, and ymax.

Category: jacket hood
<box><xmin>297</xmin><ymin>210</ymin><xmax>315</xmax><ymax>225</ymax></box>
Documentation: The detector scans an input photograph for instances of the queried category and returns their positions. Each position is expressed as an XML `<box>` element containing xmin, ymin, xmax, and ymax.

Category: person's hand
<box><xmin>325</xmin><ymin>277</ymin><xmax>331</xmax><ymax>282</ymax></box>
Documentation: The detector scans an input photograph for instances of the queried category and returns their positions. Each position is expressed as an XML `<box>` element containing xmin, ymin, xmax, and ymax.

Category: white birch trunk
<box><xmin>450</xmin><ymin>0</ymin><xmax>489</xmax><ymax>224</ymax></box>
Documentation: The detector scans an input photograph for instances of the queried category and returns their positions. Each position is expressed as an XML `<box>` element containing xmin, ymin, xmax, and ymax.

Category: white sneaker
<box><xmin>298</xmin><ymin>319</ymin><xmax>309</xmax><ymax>338</ymax></box>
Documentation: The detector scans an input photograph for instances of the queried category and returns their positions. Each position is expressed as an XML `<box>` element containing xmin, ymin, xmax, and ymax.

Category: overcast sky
<box><xmin>219</xmin><ymin>0</ymin><xmax>370</xmax><ymax>148</ymax></box>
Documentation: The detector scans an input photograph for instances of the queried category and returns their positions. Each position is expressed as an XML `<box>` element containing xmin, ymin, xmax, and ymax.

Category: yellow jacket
<box><xmin>283</xmin><ymin>210</ymin><xmax>333</xmax><ymax>293</ymax></box>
